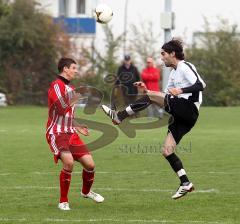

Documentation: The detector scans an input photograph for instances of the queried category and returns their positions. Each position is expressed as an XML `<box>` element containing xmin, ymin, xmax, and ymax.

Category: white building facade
<box><xmin>37</xmin><ymin>0</ymin><xmax>97</xmax><ymax>18</ymax></box>
<box><xmin>37</xmin><ymin>0</ymin><xmax>98</xmax><ymax>59</ymax></box>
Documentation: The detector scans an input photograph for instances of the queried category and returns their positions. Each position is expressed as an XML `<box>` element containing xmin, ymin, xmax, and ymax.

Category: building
<box><xmin>37</xmin><ymin>0</ymin><xmax>97</xmax><ymax>18</ymax></box>
<box><xmin>37</xmin><ymin>0</ymin><xmax>97</xmax><ymax>58</ymax></box>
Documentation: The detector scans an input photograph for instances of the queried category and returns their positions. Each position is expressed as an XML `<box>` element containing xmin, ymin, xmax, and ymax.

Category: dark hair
<box><xmin>161</xmin><ymin>39</ymin><xmax>185</xmax><ymax>60</ymax></box>
<box><xmin>58</xmin><ymin>57</ymin><xmax>76</xmax><ymax>73</ymax></box>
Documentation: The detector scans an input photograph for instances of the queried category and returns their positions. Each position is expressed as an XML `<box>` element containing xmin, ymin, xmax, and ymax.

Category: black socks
<box><xmin>165</xmin><ymin>153</ymin><xmax>189</xmax><ymax>184</ymax></box>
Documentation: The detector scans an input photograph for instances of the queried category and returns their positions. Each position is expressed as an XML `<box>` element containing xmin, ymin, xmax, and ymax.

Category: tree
<box><xmin>0</xmin><ymin>0</ymin><xmax>70</xmax><ymax>104</ymax></box>
<box><xmin>128</xmin><ymin>21</ymin><xmax>161</xmax><ymax>65</ymax></box>
<box><xmin>186</xmin><ymin>19</ymin><xmax>240</xmax><ymax>106</ymax></box>
<box><xmin>0</xmin><ymin>0</ymin><xmax>9</xmax><ymax>18</ymax></box>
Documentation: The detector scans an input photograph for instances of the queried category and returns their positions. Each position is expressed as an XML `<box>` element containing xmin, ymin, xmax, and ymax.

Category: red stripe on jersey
<box><xmin>46</xmin><ymin>78</ymin><xmax>76</xmax><ymax>140</ymax></box>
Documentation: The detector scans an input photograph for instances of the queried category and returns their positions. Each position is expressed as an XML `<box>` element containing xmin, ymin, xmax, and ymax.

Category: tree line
<box><xmin>0</xmin><ymin>0</ymin><xmax>70</xmax><ymax>104</ymax></box>
<box><xmin>0</xmin><ymin>0</ymin><xmax>239</xmax><ymax>106</ymax></box>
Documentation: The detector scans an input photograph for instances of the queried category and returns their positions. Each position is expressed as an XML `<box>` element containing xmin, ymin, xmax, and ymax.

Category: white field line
<box><xmin>0</xmin><ymin>171</ymin><xmax>238</xmax><ymax>176</ymax></box>
<box><xmin>0</xmin><ymin>185</ymin><xmax>218</xmax><ymax>194</ymax></box>
<box><xmin>0</xmin><ymin>218</ymin><xmax>26</xmax><ymax>222</ymax></box>
<box><xmin>45</xmin><ymin>218</ymin><xmax>225</xmax><ymax>224</ymax></box>
<box><xmin>0</xmin><ymin>218</ymin><xmax>226</xmax><ymax>224</ymax></box>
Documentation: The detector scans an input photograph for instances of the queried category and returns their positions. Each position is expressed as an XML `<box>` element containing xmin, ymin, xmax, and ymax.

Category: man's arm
<box><xmin>73</xmin><ymin>120</ymin><xmax>89</xmax><ymax>136</ymax></box>
<box><xmin>181</xmin><ymin>81</ymin><xmax>204</xmax><ymax>93</ymax></box>
<box><xmin>165</xmin><ymin>73</ymin><xmax>174</xmax><ymax>93</ymax></box>
<box><xmin>181</xmin><ymin>63</ymin><xmax>206</xmax><ymax>93</ymax></box>
<box><xmin>49</xmin><ymin>83</ymin><xmax>70</xmax><ymax>115</ymax></box>
<box><xmin>50</xmin><ymin>83</ymin><xmax>82</xmax><ymax>115</ymax></box>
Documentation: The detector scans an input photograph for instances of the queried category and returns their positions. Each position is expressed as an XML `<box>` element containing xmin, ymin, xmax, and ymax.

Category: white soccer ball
<box><xmin>93</xmin><ymin>4</ymin><xmax>113</xmax><ymax>24</ymax></box>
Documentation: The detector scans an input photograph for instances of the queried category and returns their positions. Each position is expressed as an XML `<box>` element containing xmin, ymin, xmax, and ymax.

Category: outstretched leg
<box><xmin>102</xmin><ymin>91</ymin><xmax>167</xmax><ymax>124</ymax></box>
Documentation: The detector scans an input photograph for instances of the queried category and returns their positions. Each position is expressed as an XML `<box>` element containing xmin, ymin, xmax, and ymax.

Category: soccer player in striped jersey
<box><xmin>46</xmin><ymin>58</ymin><xmax>104</xmax><ymax>210</ymax></box>
<box><xmin>102</xmin><ymin>39</ymin><xmax>206</xmax><ymax>200</ymax></box>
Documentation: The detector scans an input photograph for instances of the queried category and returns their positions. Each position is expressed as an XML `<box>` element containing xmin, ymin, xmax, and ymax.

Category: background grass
<box><xmin>0</xmin><ymin>106</ymin><xmax>239</xmax><ymax>224</ymax></box>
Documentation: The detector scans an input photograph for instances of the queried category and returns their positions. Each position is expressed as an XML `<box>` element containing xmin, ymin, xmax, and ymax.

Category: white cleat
<box><xmin>58</xmin><ymin>202</ymin><xmax>71</xmax><ymax>211</ymax></box>
<box><xmin>101</xmin><ymin>105</ymin><xmax>121</xmax><ymax>125</ymax></box>
<box><xmin>81</xmin><ymin>191</ymin><xmax>104</xmax><ymax>203</ymax></box>
<box><xmin>172</xmin><ymin>182</ymin><xmax>195</xmax><ymax>200</ymax></box>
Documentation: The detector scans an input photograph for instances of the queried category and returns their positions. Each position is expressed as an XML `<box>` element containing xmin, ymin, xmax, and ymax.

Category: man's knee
<box><xmin>61</xmin><ymin>153</ymin><xmax>74</xmax><ymax>171</ymax></box>
<box><xmin>147</xmin><ymin>91</ymin><xmax>166</xmax><ymax>107</ymax></box>
<box><xmin>79</xmin><ymin>155</ymin><xmax>95</xmax><ymax>171</ymax></box>
<box><xmin>85</xmin><ymin>162</ymin><xmax>95</xmax><ymax>171</ymax></box>
<box><xmin>162</xmin><ymin>145</ymin><xmax>175</xmax><ymax>157</ymax></box>
<box><xmin>63</xmin><ymin>160</ymin><xmax>74</xmax><ymax>171</ymax></box>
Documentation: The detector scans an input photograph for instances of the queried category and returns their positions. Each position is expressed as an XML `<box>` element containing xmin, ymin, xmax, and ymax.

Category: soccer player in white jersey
<box><xmin>46</xmin><ymin>58</ymin><xmax>104</xmax><ymax>210</ymax></box>
<box><xmin>102</xmin><ymin>39</ymin><xmax>206</xmax><ymax>199</ymax></box>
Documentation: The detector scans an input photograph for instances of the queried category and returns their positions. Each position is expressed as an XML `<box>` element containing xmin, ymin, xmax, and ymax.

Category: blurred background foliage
<box><xmin>0</xmin><ymin>0</ymin><xmax>239</xmax><ymax>105</ymax></box>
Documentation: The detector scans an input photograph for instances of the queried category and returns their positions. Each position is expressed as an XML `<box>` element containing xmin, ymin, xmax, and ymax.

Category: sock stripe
<box><xmin>177</xmin><ymin>169</ymin><xmax>186</xmax><ymax>177</ymax></box>
<box><xmin>83</xmin><ymin>168</ymin><xmax>95</xmax><ymax>173</ymax></box>
<box><xmin>62</xmin><ymin>169</ymin><xmax>72</xmax><ymax>175</ymax></box>
<box><xmin>126</xmin><ymin>106</ymin><xmax>135</xmax><ymax>115</ymax></box>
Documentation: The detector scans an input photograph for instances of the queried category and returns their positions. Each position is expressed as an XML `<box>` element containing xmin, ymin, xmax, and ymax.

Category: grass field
<box><xmin>0</xmin><ymin>106</ymin><xmax>239</xmax><ymax>224</ymax></box>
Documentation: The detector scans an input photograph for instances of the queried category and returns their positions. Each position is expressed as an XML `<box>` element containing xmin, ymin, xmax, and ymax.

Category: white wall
<box><xmin>36</xmin><ymin>0</ymin><xmax>97</xmax><ymax>60</ymax></box>
<box><xmin>36</xmin><ymin>0</ymin><xmax>97</xmax><ymax>18</ymax></box>
<box><xmin>36</xmin><ymin>0</ymin><xmax>58</xmax><ymax>17</ymax></box>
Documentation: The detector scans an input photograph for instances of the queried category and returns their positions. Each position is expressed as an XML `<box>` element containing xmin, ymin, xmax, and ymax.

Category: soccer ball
<box><xmin>93</xmin><ymin>4</ymin><xmax>113</xmax><ymax>24</ymax></box>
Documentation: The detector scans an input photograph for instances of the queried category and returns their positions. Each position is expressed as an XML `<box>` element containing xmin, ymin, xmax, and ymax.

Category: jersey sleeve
<box><xmin>181</xmin><ymin>63</ymin><xmax>206</xmax><ymax>93</ymax></box>
<box><xmin>48</xmin><ymin>82</ymin><xmax>71</xmax><ymax>115</ymax></box>
<box><xmin>164</xmin><ymin>72</ymin><xmax>174</xmax><ymax>93</ymax></box>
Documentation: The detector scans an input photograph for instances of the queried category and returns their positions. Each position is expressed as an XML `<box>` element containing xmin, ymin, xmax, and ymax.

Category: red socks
<box><xmin>59</xmin><ymin>168</ymin><xmax>95</xmax><ymax>202</ymax></box>
<box><xmin>59</xmin><ymin>168</ymin><xmax>72</xmax><ymax>203</ymax></box>
<box><xmin>82</xmin><ymin>169</ymin><xmax>95</xmax><ymax>195</ymax></box>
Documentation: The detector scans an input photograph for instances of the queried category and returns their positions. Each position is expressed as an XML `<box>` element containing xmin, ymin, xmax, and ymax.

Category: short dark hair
<box><xmin>58</xmin><ymin>57</ymin><xmax>76</xmax><ymax>73</ymax></box>
<box><xmin>161</xmin><ymin>39</ymin><xmax>185</xmax><ymax>60</ymax></box>
<box><xmin>124</xmin><ymin>55</ymin><xmax>131</xmax><ymax>61</ymax></box>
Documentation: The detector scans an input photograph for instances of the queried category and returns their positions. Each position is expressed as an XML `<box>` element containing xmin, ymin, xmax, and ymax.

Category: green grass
<box><xmin>0</xmin><ymin>106</ymin><xmax>239</xmax><ymax>224</ymax></box>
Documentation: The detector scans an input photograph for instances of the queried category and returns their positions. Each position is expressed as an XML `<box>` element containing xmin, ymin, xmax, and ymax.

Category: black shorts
<box><xmin>164</xmin><ymin>95</ymin><xmax>199</xmax><ymax>144</ymax></box>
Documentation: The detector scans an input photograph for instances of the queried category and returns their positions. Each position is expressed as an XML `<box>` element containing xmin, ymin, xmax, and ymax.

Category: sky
<box><xmin>96</xmin><ymin>0</ymin><xmax>240</xmax><ymax>44</ymax></box>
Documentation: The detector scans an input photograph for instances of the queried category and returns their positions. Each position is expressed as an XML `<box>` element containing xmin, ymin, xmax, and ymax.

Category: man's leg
<box><xmin>78</xmin><ymin>155</ymin><xmax>104</xmax><ymax>203</ymax></box>
<box><xmin>162</xmin><ymin>132</ymin><xmax>194</xmax><ymax>199</ymax></box>
<box><xmin>147</xmin><ymin>91</ymin><xmax>166</xmax><ymax>106</ymax></box>
<box><xmin>102</xmin><ymin>91</ymin><xmax>166</xmax><ymax>124</ymax></box>
<box><xmin>58</xmin><ymin>152</ymin><xmax>74</xmax><ymax>210</ymax></box>
<box><xmin>78</xmin><ymin>155</ymin><xmax>95</xmax><ymax>195</ymax></box>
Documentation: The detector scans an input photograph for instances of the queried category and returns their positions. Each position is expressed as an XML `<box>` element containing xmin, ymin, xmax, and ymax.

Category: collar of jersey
<box><xmin>58</xmin><ymin>75</ymin><xmax>70</xmax><ymax>85</ymax></box>
<box><xmin>174</xmin><ymin>60</ymin><xmax>185</xmax><ymax>70</ymax></box>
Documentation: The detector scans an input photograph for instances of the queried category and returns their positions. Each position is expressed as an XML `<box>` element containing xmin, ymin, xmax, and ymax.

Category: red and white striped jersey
<box><xmin>46</xmin><ymin>76</ymin><xmax>76</xmax><ymax>140</ymax></box>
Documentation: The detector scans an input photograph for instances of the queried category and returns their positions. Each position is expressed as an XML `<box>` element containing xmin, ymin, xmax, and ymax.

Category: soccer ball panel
<box><xmin>93</xmin><ymin>4</ymin><xmax>113</xmax><ymax>24</ymax></box>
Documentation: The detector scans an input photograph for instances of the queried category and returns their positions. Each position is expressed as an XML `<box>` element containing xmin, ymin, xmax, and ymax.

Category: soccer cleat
<box><xmin>58</xmin><ymin>202</ymin><xmax>70</xmax><ymax>210</ymax></box>
<box><xmin>172</xmin><ymin>182</ymin><xmax>194</xmax><ymax>200</ymax></box>
<box><xmin>101</xmin><ymin>105</ymin><xmax>121</xmax><ymax>125</ymax></box>
<box><xmin>81</xmin><ymin>191</ymin><xmax>104</xmax><ymax>203</ymax></box>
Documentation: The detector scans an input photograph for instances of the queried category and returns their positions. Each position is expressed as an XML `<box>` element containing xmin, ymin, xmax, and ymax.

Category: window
<box><xmin>77</xmin><ymin>0</ymin><xmax>86</xmax><ymax>14</ymax></box>
<box><xmin>59</xmin><ymin>0</ymin><xmax>68</xmax><ymax>16</ymax></box>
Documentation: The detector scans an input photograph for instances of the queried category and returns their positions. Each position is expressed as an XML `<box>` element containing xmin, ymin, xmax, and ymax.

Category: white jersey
<box><xmin>165</xmin><ymin>60</ymin><xmax>206</xmax><ymax>110</ymax></box>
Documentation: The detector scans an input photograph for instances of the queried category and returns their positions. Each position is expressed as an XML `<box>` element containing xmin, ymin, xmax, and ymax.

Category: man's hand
<box><xmin>75</xmin><ymin>124</ymin><xmax>90</xmax><ymax>136</ymax></box>
<box><xmin>70</xmin><ymin>92</ymin><xmax>82</xmax><ymax>106</ymax></box>
<box><xmin>168</xmin><ymin>88</ymin><xmax>183</xmax><ymax>96</ymax></box>
<box><xmin>70</xmin><ymin>92</ymin><xmax>88</xmax><ymax>106</ymax></box>
<box><xmin>134</xmin><ymin>81</ymin><xmax>147</xmax><ymax>94</ymax></box>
